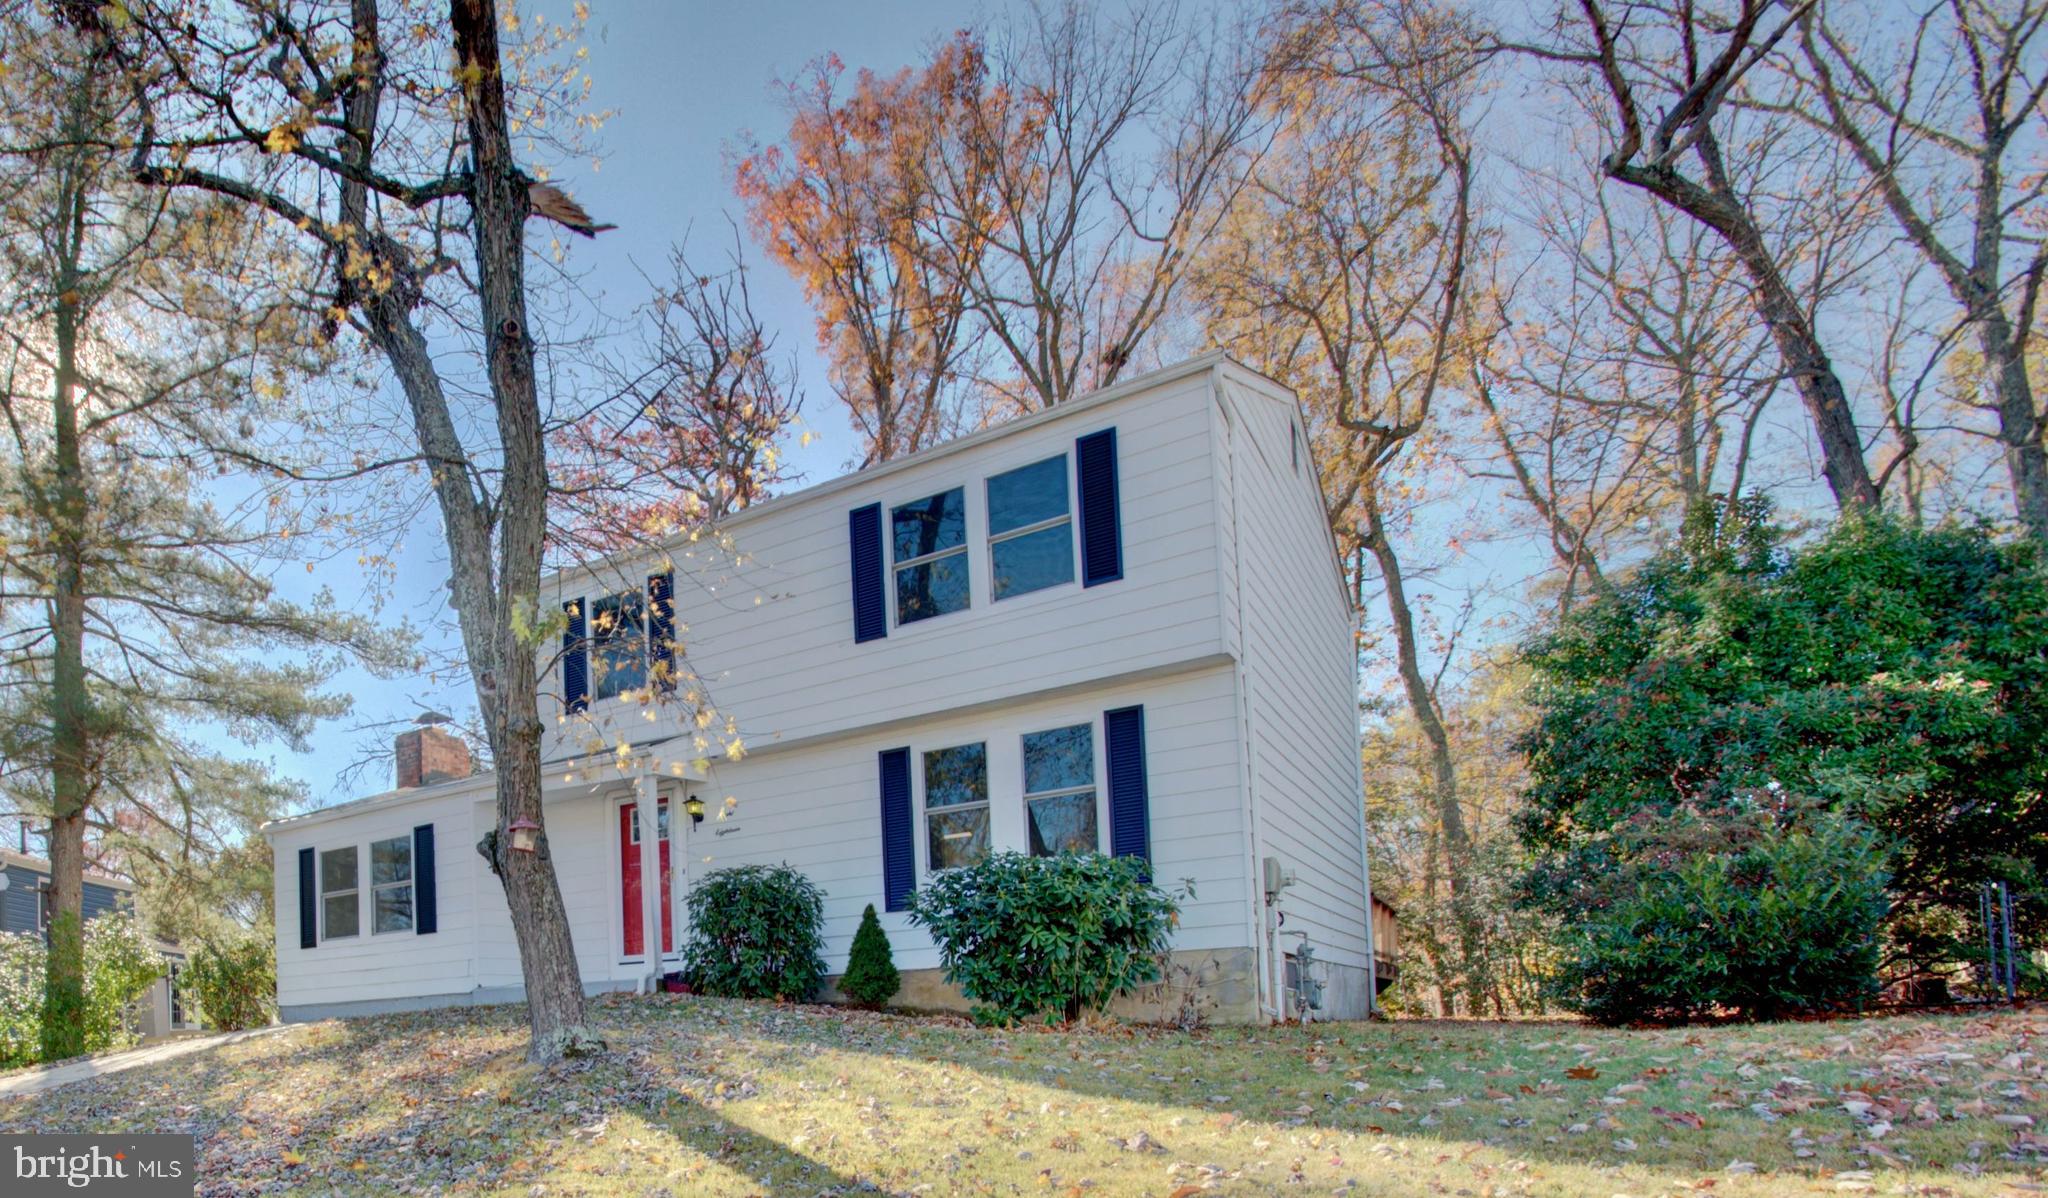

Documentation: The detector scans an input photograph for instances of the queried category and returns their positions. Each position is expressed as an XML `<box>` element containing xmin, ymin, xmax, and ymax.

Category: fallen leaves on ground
<box><xmin>0</xmin><ymin>998</ymin><xmax>2042</xmax><ymax>1196</ymax></box>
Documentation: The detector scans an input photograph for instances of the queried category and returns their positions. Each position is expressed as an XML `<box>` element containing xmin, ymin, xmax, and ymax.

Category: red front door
<box><xmin>619</xmin><ymin>797</ymin><xmax>673</xmax><ymax>957</ymax></box>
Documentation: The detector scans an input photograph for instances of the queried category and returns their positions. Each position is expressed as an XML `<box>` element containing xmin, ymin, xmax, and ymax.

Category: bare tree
<box><xmin>1775</xmin><ymin>1</ymin><xmax>2048</xmax><ymax>541</ymax></box>
<box><xmin>1196</xmin><ymin>0</ymin><xmax>1488</xmax><ymax>1011</ymax></box>
<box><xmin>552</xmin><ymin>227</ymin><xmax>802</xmax><ymax>548</ymax></box>
<box><xmin>733</xmin><ymin>41</ymin><xmax>982</xmax><ymax>465</ymax></box>
<box><xmin>122</xmin><ymin>0</ymin><xmax>622</xmax><ymax>1060</ymax></box>
<box><xmin>1523</xmin><ymin>0</ymin><xmax>1884</xmax><ymax>512</ymax></box>
<box><xmin>1469</xmin><ymin>157</ymin><xmax>1791</xmax><ymax>605</ymax></box>
<box><xmin>920</xmin><ymin>0</ymin><xmax>1266</xmax><ymax>414</ymax></box>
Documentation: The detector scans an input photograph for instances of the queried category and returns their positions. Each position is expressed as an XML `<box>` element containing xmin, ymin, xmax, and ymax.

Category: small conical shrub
<box><xmin>839</xmin><ymin>903</ymin><xmax>900</xmax><ymax>1009</ymax></box>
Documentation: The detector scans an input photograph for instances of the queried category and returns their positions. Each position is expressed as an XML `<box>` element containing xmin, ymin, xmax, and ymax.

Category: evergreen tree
<box><xmin>1518</xmin><ymin>499</ymin><xmax>2048</xmax><ymax>976</ymax></box>
<box><xmin>0</xmin><ymin>11</ymin><xmax>407</xmax><ymax>1058</ymax></box>
<box><xmin>840</xmin><ymin>904</ymin><xmax>900</xmax><ymax>1009</ymax></box>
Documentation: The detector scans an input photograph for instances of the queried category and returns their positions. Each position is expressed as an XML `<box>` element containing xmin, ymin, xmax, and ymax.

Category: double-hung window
<box><xmin>892</xmin><ymin>488</ymin><xmax>970</xmax><ymax>625</ymax></box>
<box><xmin>591</xmin><ymin>590</ymin><xmax>647</xmax><ymax>700</ymax></box>
<box><xmin>923</xmin><ymin>741</ymin><xmax>989</xmax><ymax>869</ymax></box>
<box><xmin>1023</xmin><ymin>723</ymin><xmax>1098</xmax><ymax>855</ymax></box>
<box><xmin>320</xmin><ymin>846</ymin><xmax>359</xmax><ymax>940</ymax></box>
<box><xmin>986</xmin><ymin>455</ymin><xmax>1074</xmax><ymax>600</ymax></box>
<box><xmin>371</xmin><ymin>836</ymin><xmax>414</xmax><ymax>934</ymax></box>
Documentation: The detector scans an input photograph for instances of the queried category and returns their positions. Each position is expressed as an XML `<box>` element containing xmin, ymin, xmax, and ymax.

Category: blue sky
<box><xmin>266</xmin><ymin>1</ymin><xmax>972</xmax><ymax>809</ymax></box>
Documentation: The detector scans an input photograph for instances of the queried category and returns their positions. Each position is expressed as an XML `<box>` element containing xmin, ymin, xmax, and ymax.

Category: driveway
<box><xmin>0</xmin><ymin>1025</ymin><xmax>293</xmax><ymax>1099</ymax></box>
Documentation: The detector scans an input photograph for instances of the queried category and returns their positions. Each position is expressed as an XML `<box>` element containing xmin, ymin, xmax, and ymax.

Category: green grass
<box><xmin>1</xmin><ymin>996</ymin><xmax>2044</xmax><ymax>1195</ymax></box>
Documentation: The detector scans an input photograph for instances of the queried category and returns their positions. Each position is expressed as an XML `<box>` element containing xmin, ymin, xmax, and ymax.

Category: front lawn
<box><xmin>1</xmin><ymin>996</ymin><xmax>2042</xmax><ymax>1196</ymax></box>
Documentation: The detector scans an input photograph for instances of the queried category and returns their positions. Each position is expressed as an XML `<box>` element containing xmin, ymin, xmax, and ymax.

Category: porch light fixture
<box><xmin>507</xmin><ymin>817</ymin><xmax>542</xmax><ymax>853</ymax></box>
<box><xmin>684</xmin><ymin>794</ymin><xmax>705</xmax><ymax>825</ymax></box>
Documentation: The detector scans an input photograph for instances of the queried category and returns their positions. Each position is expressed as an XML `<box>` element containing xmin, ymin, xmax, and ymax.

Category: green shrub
<box><xmin>0</xmin><ymin>914</ymin><xmax>164</xmax><ymax>1066</ymax></box>
<box><xmin>185</xmin><ymin>934</ymin><xmax>276</xmax><ymax>1030</ymax></box>
<box><xmin>681</xmin><ymin>864</ymin><xmax>826</xmax><ymax>1001</ymax></box>
<box><xmin>82</xmin><ymin>914</ymin><xmax>164</xmax><ymax>1054</ymax></box>
<box><xmin>0</xmin><ymin>931</ymin><xmax>43</xmax><ymax>1068</ymax></box>
<box><xmin>1518</xmin><ymin>503</ymin><xmax>2048</xmax><ymax>974</ymax></box>
<box><xmin>838</xmin><ymin>903</ymin><xmax>900</xmax><ymax>1008</ymax></box>
<box><xmin>908</xmin><ymin>851</ymin><xmax>1180</xmax><ymax>1024</ymax></box>
<box><xmin>1550</xmin><ymin>800</ymin><xmax>1889</xmax><ymax>1024</ymax></box>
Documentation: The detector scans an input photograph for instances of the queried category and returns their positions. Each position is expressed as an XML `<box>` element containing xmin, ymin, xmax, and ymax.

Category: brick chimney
<box><xmin>396</xmin><ymin>726</ymin><xmax>472</xmax><ymax>789</ymax></box>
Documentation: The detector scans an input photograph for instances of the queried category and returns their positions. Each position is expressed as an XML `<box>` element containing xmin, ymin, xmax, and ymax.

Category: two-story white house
<box><xmin>263</xmin><ymin>354</ymin><xmax>1380</xmax><ymax>1024</ymax></box>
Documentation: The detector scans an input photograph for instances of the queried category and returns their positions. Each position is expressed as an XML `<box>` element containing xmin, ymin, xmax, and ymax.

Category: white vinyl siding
<box><xmin>688</xmin><ymin>665</ymin><xmax>1247</xmax><ymax>977</ymax></box>
<box><xmin>539</xmin><ymin>368</ymin><xmax>1230</xmax><ymax>759</ymax></box>
<box><xmin>273</xmin><ymin>357</ymin><xmax>1370</xmax><ymax>1020</ymax></box>
<box><xmin>273</xmin><ymin>790</ymin><xmax>477</xmax><ymax>1011</ymax></box>
<box><xmin>1218</xmin><ymin>374</ymin><xmax>1370</xmax><ymax>968</ymax></box>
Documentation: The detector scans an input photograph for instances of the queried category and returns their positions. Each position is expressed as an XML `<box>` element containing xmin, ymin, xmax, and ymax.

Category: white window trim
<box><xmin>985</xmin><ymin>454</ymin><xmax>1077</xmax><ymax>604</ymax></box>
<box><xmin>614</xmin><ymin>793</ymin><xmax>679</xmax><ymax>966</ymax></box>
<box><xmin>889</xmin><ymin>484</ymin><xmax>975</xmax><ymax>630</ymax></box>
<box><xmin>369</xmin><ymin>835</ymin><xmax>415</xmax><ymax>937</ymax></box>
<box><xmin>917</xmin><ymin>740</ymin><xmax>991</xmax><ymax>875</ymax></box>
<box><xmin>1021</xmin><ymin>719</ymin><xmax>1107</xmax><ymax>858</ymax></box>
<box><xmin>624</xmin><ymin>795</ymin><xmax>672</xmax><ymax>846</ymax></box>
<box><xmin>319</xmin><ymin>845</ymin><xmax>359</xmax><ymax>943</ymax></box>
<box><xmin>908</xmin><ymin>708</ymin><xmax>1113</xmax><ymax>880</ymax></box>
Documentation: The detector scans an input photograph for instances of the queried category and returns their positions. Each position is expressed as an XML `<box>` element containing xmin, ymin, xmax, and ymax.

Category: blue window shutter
<box><xmin>413</xmin><ymin>824</ymin><xmax>438</xmax><ymax>935</ymax></box>
<box><xmin>879</xmin><ymin>747</ymin><xmax>914</xmax><ymax>912</ymax></box>
<box><xmin>1105</xmin><ymin>705</ymin><xmax>1150</xmax><ymax>866</ymax></box>
<box><xmin>849</xmin><ymin>503</ymin><xmax>888</xmax><ymax>643</ymax></box>
<box><xmin>1076</xmin><ymin>428</ymin><xmax>1123</xmax><ymax>586</ymax></box>
<box><xmin>648</xmin><ymin>570</ymin><xmax>676</xmax><ymax>694</ymax></box>
<box><xmin>562</xmin><ymin>599</ymin><xmax>588</xmax><ymax>714</ymax></box>
<box><xmin>297</xmin><ymin>847</ymin><xmax>316</xmax><ymax>949</ymax></box>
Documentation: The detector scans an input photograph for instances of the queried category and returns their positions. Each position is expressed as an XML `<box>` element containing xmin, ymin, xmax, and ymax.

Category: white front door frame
<box><xmin>633</xmin><ymin>774</ymin><xmax>662</xmax><ymax>982</ymax></box>
<box><xmin>611</xmin><ymin>782</ymin><xmax>685</xmax><ymax>975</ymax></box>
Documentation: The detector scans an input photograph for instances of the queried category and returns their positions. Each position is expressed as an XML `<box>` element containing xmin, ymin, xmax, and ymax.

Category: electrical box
<box><xmin>1263</xmin><ymin>856</ymin><xmax>1294</xmax><ymax>900</ymax></box>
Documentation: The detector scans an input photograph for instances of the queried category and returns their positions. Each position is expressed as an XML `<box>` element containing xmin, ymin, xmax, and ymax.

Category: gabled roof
<box><xmin>260</xmin><ymin>768</ymin><xmax>493</xmax><ymax>835</ymax></box>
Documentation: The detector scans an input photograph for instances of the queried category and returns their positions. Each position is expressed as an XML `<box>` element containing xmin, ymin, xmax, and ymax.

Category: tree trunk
<box><xmin>1975</xmin><ymin>309</ymin><xmax>2048</xmax><ymax>543</ymax></box>
<box><xmin>448</xmin><ymin>0</ymin><xmax>593</xmax><ymax>1062</ymax></box>
<box><xmin>1362</xmin><ymin>496</ymin><xmax>1478</xmax><ymax>1011</ymax></box>
<box><xmin>1606</xmin><ymin>150</ymin><xmax>1881</xmax><ymax>513</ymax></box>
<box><xmin>42</xmin><ymin>151</ymin><xmax>91</xmax><ymax>1063</ymax></box>
<box><xmin>1793</xmin><ymin>23</ymin><xmax>2048</xmax><ymax>542</ymax></box>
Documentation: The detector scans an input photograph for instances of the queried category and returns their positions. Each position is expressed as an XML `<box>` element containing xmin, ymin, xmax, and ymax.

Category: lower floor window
<box><xmin>371</xmin><ymin>836</ymin><xmax>414</xmax><ymax>934</ymax></box>
<box><xmin>320</xmin><ymin>846</ymin><xmax>359</xmax><ymax>940</ymax></box>
<box><xmin>924</xmin><ymin>741</ymin><xmax>989</xmax><ymax>869</ymax></box>
<box><xmin>1023</xmin><ymin>723</ymin><xmax>1097</xmax><ymax>855</ymax></box>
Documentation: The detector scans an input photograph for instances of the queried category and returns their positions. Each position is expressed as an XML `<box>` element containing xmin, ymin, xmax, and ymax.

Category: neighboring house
<box><xmin>0</xmin><ymin>849</ymin><xmax>197</xmax><ymax>1037</ymax></box>
<box><xmin>0</xmin><ymin>849</ymin><xmax>131</xmax><ymax>934</ymax></box>
<box><xmin>265</xmin><ymin>354</ymin><xmax>1383</xmax><ymax>1023</ymax></box>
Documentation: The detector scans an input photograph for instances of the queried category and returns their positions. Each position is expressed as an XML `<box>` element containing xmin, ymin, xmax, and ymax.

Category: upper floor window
<box><xmin>591</xmin><ymin>591</ymin><xmax>646</xmax><ymax>700</ymax></box>
<box><xmin>320</xmin><ymin>846</ymin><xmax>359</xmax><ymax>940</ymax></box>
<box><xmin>892</xmin><ymin>488</ymin><xmax>970</xmax><ymax>625</ymax></box>
<box><xmin>370</xmin><ymin>836</ymin><xmax>414</xmax><ymax>934</ymax></box>
<box><xmin>923</xmin><ymin>741</ymin><xmax>989</xmax><ymax>870</ymax></box>
<box><xmin>1023</xmin><ymin>722</ymin><xmax>1097</xmax><ymax>855</ymax></box>
<box><xmin>987</xmin><ymin>455</ymin><xmax>1074</xmax><ymax>600</ymax></box>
